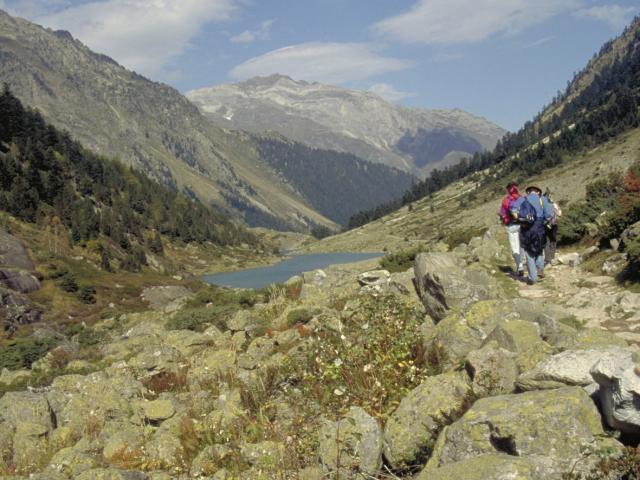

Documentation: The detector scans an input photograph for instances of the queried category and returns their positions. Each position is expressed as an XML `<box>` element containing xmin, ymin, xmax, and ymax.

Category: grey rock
<box><xmin>383</xmin><ymin>371</ymin><xmax>471</xmax><ymax>470</ymax></box>
<box><xmin>466</xmin><ymin>342</ymin><xmax>518</xmax><ymax>397</ymax></box>
<box><xmin>318</xmin><ymin>406</ymin><xmax>383</xmax><ymax>478</ymax></box>
<box><xmin>414</xmin><ymin>252</ymin><xmax>497</xmax><ymax>322</ymax></box>
<box><xmin>602</xmin><ymin>253</ymin><xmax>628</xmax><ymax>275</ymax></box>
<box><xmin>518</xmin><ymin>346</ymin><xmax>631</xmax><ymax>391</ymax></box>
<box><xmin>426</xmin><ymin>387</ymin><xmax>621</xmax><ymax>473</ymax></box>
<box><xmin>558</xmin><ymin>252</ymin><xmax>581</xmax><ymax>267</ymax></box>
<box><xmin>591</xmin><ymin>350</ymin><xmax>640</xmax><ymax>434</ymax></box>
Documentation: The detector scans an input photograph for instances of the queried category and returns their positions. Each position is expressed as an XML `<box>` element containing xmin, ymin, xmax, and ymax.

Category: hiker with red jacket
<box><xmin>499</xmin><ymin>182</ymin><xmax>524</xmax><ymax>276</ymax></box>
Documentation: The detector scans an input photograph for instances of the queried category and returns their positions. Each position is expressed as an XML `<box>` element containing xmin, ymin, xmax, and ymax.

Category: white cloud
<box><xmin>27</xmin><ymin>0</ymin><xmax>237</xmax><ymax>76</ymax></box>
<box><xmin>524</xmin><ymin>36</ymin><xmax>555</xmax><ymax>48</ymax></box>
<box><xmin>230</xmin><ymin>18</ymin><xmax>274</xmax><ymax>44</ymax></box>
<box><xmin>230</xmin><ymin>42</ymin><xmax>413</xmax><ymax>85</ymax></box>
<box><xmin>574</xmin><ymin>5</ymin><xmax>637</xmax><ymax>29</ymax></box>
<box><xmin>373</xmin><ymin>0</ymin><xmax>581</xmax><ymax>45</ymax></box>
<box><xmin>2</xmin><ymin>0</ymin><xmax>72</xmax><ymax>18</ymax></box>
<box><xmin>368</xmin><ymin>83</ymin><xmax>415</xmax><ymax>102</ymax></box>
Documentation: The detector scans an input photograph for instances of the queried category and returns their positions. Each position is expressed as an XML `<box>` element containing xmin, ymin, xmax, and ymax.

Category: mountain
<box><xmin>0</xmin><ymin>9</ymin><xmax>342</xmax><ymax>232</ymax></box>
<box><xmin>186</xmin><ymin>75</ymin><xmax>507</xmax><ymax>177</ymax></box>
<box><xmin>347</xmin><ymin>16</ymin><xmax>640</xmax><ymax>229</ymax></box>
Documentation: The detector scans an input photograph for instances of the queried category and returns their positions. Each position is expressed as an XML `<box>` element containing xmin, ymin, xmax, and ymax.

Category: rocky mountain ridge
<box><xmin>0</xmin><ymin>9</ymin><xmax>338</xmax><ymax>232</ymax></box>
<box><xmin>187</xmin><ymin>74</ymin><xmax>506</xmax><ymax>176</ymax></box>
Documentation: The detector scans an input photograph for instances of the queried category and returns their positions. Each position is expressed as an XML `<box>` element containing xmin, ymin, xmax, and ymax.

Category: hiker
<box><xmin>499</xmin><ymin>182</ymin><xmax>524</xmax><ymax>276</ymax></box>
<box><xmin>511</xmin><ymin>185</ymin><xmax>553</xmax><ymax>284</ymax></box>
<box><xmin>543</xmin><ymin>188</ymin><xmax>562</xmax><ymax>266</ymax></box>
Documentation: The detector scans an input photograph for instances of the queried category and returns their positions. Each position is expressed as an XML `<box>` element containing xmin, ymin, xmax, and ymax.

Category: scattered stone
<box><xmin>0</xmin><ymin>367</ymin><xmax>31</xmax><ymax>386</ymax></box>
<box><xmin>141</xmin><ymin>399</ymin><xmax>175</xmax><ymax>422</ymax></box>
<box><xmin>602</xmin><ymin>253</ymin><xmax>628</xmax><ymax>275</ymax></box>
<box><xmin>582</xmin><ymin>245</ymin><xmax>600</xmax><ymax>259</ymax></box>
<box><xmin>558</xmin><ymin>252</ymin><xmax>581</xmax><ymax>267</ymax></box>
<box><xmin>318</xmin><ymin>406</ymin><xmax>383</xmax><ymax>478</ymax></box>
<box><xmin>591</xmin><ymin>350</ymin><xmax>640</xmax><ymax>434</ymax></box>
<box><xmin>383</xmin><ymin>371</ymin><xmax>471</xmax><ymax>470</ymax></box>
<box><xmin>141</xmin><ymin>286</ymin><xmax>191</xmax><ymax>310</ymax></box>
<box><xmin>610</xmin><ymin>238</ymin><xmax>621</xmax><ymax>251</ymax></box>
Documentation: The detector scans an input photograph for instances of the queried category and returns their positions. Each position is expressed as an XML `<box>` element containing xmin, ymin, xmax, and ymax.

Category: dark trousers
<box><xmin>544</xmin><ymin>224</ymin><xmax>557</xmax><ymax>264</ymax></box>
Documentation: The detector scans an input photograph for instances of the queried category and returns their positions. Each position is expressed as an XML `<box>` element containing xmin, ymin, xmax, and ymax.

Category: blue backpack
<box><xmin>517</xmin><ymin>198</ymin><xmax>537</xmax><ymax>226</ymax></box>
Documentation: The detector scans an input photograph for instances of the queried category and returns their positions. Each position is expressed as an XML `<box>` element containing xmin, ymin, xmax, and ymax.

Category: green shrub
<box><xmin>444</xmin><ymin>227</ymin><xmax>488</xmax><ymax>249</ymax></box>
<box><xmin>59</xmin><ymin>274</ymin><xmax>79</xmax><ymax>293</ymax></box>
<box><xmin>77</xmin><ymin>285</ymin><xmax>97</xmax><ymax>304</ymax></box>
<box><xmin>0</xmin><ymin>337</ymin><xmax>57</xmax><ymax>370</ymax></box>
<box><xmin>380</xmin><ymin>246</ymin><xmax>424</xmax><ymax>273</ymax></box>
<box><xmin>185</xmin><ymin>286</ymin><xmax>263</xmax><ymax>309</ymax></box>
<box><xmin>285</xmin><ymin>308</ymin><xmax>317</xmax><ymax>328</ymax></box>
<box><xmin>166</xmin><ymin>306</ymin><xmax>234</xmax><ymax>331</ymax></box>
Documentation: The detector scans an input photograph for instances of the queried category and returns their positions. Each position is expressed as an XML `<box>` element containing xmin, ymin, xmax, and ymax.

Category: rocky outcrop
<box><xmin>383</xmin><ymin>371</ymin><xmax>471</xmax><ymax>471</ymax></box>
<box><xmin>414</xmin><ymin>252</ymin><xmax>497</xmax><ymax>322</ymax></box>
<box><xmin>517</xmin><ymin>346</ymin><xmax>631</xmax><ymax>392</ymax></box>
<box><xmin>421</xmin><ymin>387</ymin><xmax>621</xmax><ymax>478</ymax></box>
<box><xmin>590</xmin><ymin>350</ymin><xmax>640</xmax><ymax>434</ymax></box>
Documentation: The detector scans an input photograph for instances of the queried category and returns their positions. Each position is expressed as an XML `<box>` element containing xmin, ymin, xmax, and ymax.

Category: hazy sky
<box><xmin>2</xmin><ymin>0</ymin><xmax>638</xmax><ymax>131</ymax></box>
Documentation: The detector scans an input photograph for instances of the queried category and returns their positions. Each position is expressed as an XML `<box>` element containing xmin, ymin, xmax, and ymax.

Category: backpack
<box><xmin>517</xmin><ymin>198</ymin><xmax>537</xmax><ymax>226</ymax></box>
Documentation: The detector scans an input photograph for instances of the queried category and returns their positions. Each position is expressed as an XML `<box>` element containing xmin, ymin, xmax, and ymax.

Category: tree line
<box><xmin>0</xmin><ymin>86</ymin><xmax>256</xmax><ymax>269</ymax></box>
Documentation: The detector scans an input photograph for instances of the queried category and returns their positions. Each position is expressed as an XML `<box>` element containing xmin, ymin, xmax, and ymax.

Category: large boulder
<box><xmin>590</xmin><ymin>350</ymin><xmax>640</xmax><ymax>434</ymax></box>
<box><xmin>383</xmin><ymin>371</ymin><xmax>471</xmax><ymax>471</ymax></box>
<box><xmin>414</xmin><ymin>252</ymin><xmax>497</xmax><ymax>322</ymax></box>
<box><xmin>0</xmin><ymin>269</ymin><xmax>40</xmax><ymax>293</ymax></box>
<box><xmin>318</xmin><ymin>407</ymin><xmax>383</xmax><ymax>478</ymax></box>
<box><xmin>0</xmin><ymin>228</ymin><xmax>34</xmax><ymax>271</ymax></box>
<box><xmin>517</xmin><ymin>346</ymin><xmax>630</xmax><ymax>392</ymax></box>
<box><xmin>620</xmin><ymin>220</ymin><xmax>640</xmax><ymax>249</ymax></box>
<box><xmin>424</xmin><ymin>387</ymin><xmax>620</xmax><ymax>475</ymax></box>
<box><xmin>416</xmin><ymin>454</ymin><xmax>556</xmax><ymax>480</ymax></box>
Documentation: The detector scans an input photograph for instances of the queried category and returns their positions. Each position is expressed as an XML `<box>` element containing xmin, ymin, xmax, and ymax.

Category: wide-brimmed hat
<box><xmin>526</xmin><ymin>185</ymin><xmax>542</xmax><ymax>194</ymax></box>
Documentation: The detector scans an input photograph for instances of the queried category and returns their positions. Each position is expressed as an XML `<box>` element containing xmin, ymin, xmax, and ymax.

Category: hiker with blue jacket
<box><xmin>510</xmin><ymin>185</ymin><xmax>553</xmax><ymax>285</ymax></box>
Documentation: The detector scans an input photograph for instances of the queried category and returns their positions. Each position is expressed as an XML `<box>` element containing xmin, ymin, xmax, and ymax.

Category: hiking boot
<box><xmin>517</xmin><ymin>269</ymin><xmax>525</xmax><ymax>277</ymax></box>
<box><xmin>526</xmin><ymin>278</ymin><xmax>536</xmax><ymax>286</ymax></box>
<box><xmin>537</xmin><ymin>269</ymin><xmax>545</xmax><ymax>279</ymax></box>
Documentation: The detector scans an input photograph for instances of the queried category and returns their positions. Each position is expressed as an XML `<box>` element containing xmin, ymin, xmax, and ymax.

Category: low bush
<box><xmin>59</xmin><ymin>273</ymin><xmax>79</xmax><ymax>293</ymax></box>
<box><xmin>166</xmin><ymin>306</ymin><xmax>233</xmax><ymax>331</ymax></box>
<box><xmin>77</xmin><ymin>285</ymin><xmax>97</xmax><ymax>304</ymax></box>
<box><xmin>380</xmin><ymin>246</ymin><xmax>424</xmax><ymax>273</ymax></box>
<box><xmin>0</xmin><ymin>337</ymin><xmax>57</xmax><ymax>370</ymax></box>
<box><xmin>444</xmin><ymin>226</ymin><xmax>488</xmax><ymax>249</ymax></box>
<box><xmin>284</xmin><ymin>308</ymin><xmax>317</xmax><ymax>328</ymax></box>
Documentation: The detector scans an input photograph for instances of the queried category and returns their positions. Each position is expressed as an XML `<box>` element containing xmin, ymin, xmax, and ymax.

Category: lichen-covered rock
<box><xmin>190</xmin><ymin>444</ymin><xmax>232</xmax><ymax>477</ymax></box>
<box><xmin>46</xmin><ymin>366</ymin><xmax>146</xmax><ymax>438</ymax></box>
<box><xmin>466</xmin><ymin>342</ymin><xmax>517</xmax><ymax>397</ymax></box>
<box><xmin>74</xmin><ymin>468</ymin><xmax>149</xmax><ymax>480</ymax></box>
<box><xmin>238</xmin><ymin>337</ymin><xmax>276</xmax><ymax>370</ymax></box>
<box><xmin>517</xmin><ymin>347</ymin><xmax>630</xmax><ymax>391</ymax></box>
<box><xmin>204</xmin><ymin>388</ymin><xmax>245</xmax><ymax>429</ymax></box>
<box><xmin>46</xmin><ymin>446</ymin><xmax>99</xmax><ymax>478</ymax></box>
<box><xmin>383</xmin><ymin>371</ymin><xmax>471</xmax><ymax>471</ymax></box>
<box><xmin>482</xmin><ymin>319</ymin><xmax>552</xmax><ymax>372</ymax></box>
<box><xmin>414</xmin><ymin>252</ymin><xmax>497</xmax><ymax>322</ymax></box>
<box><xmin>423</xmin><ymin>300</ymin><xmax>517</xmax><ymax>368</ymax></box>
<box><xmin>318</xmin><ymin>406</ymin><xmax>383</xmax><ymax>478</ymax></box>
<box><xmin>556</xmin><ymin>328</ymin><xmax>629</xmax><ymax>351</ymax></box>
<box><xmin>591</xmin><ymin>350</ymin><xmax>640</xmax><ymax>434</ymax></box>
<box><xmin>240</xmin><ymin>441</ymin><xmax>284</xmax><ymax>468</ymax></box>
<box><xmin>187</xmin><ymin>348</ymin><xmax>237</xmax><ymax>388</ymax></box>
<box><xmin>140</xmin><ymin>399</ymin><xmax>175</xmax><ymax>422</ymax></box>
<box><xmin>425</xmin><ymin>387</ymin><xmax>621</xmax><ymax>473</ymax></box>
<box><xmin>417</xmin><ymin>454</ymin><xmax>557</xmax><ymax>480</ymax></box>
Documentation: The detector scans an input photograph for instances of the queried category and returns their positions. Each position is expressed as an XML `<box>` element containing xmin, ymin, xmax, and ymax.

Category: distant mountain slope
<box><xmin>0</xmin><ymin>9</ymin><xmax>336</xmax><ymax>232</ymax></box>
<box><xmin>347</xmin><ymin>16</ymin><xmax>640</xmax><ymax>228</ymax></box>
<box><xmin>0</xmin><ymin>87</ymin><xmax>256</xmax><ymax>272</ymax></box>
<box><xmin>255</xmin><ymin>136</ymin><xmax>416</xmax><ymax>225</ymax></box>
<box><xmin>186</xmin><ymin>75</ymin><xmax>506</xmax><ymax>177</ymax></box>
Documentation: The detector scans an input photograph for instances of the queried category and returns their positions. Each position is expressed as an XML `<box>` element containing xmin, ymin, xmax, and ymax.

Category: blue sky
<box><xmin>1</xmin><ymin>0</ymin><xmax>638</xmax><ymax>131</ymax></box>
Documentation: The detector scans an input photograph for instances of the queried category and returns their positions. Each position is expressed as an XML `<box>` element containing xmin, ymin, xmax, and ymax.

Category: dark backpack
<box><xmin>517</xmin><ymin>198</ymin><xmax>537</xmax><ymax>226</ymax></box>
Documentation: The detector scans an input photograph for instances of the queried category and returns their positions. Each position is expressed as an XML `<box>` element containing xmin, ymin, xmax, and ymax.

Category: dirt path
<box><xmin>517</xmin><ymin>259</ymin><xmax>640</xmax><ymax>343</ymax></box>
